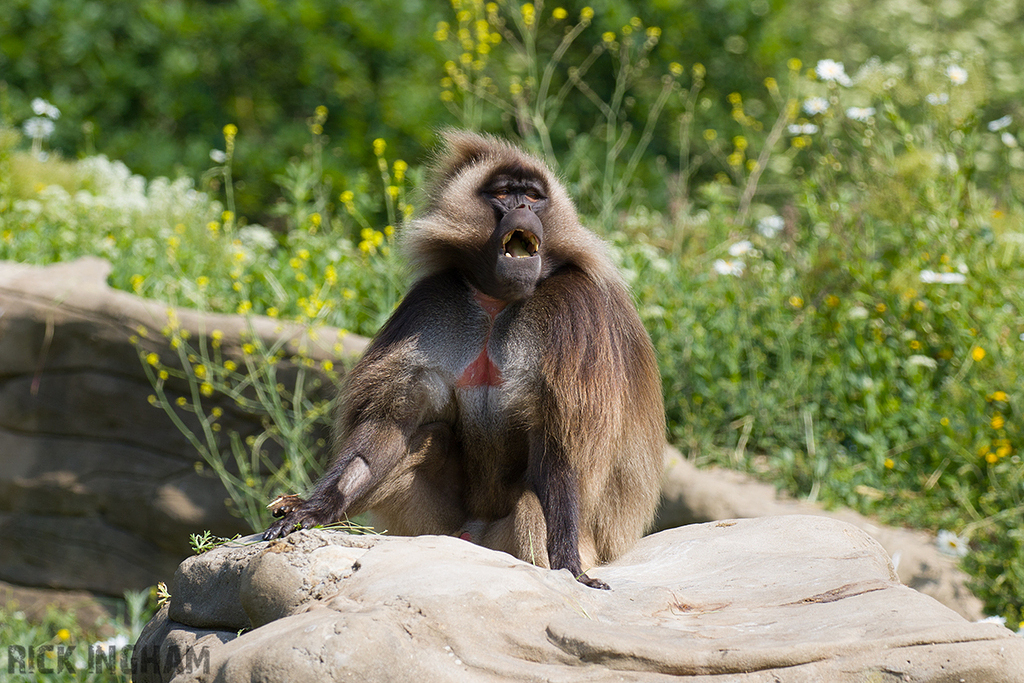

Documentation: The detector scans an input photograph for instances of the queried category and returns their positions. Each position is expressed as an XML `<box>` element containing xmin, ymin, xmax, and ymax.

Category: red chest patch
<box><xmin>457</xmin><ymin>291</ymin><xmax>507</xmax><ymax>388</ymax></box>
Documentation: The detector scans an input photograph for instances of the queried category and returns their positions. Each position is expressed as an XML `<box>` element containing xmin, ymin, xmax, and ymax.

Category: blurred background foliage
<box><xmin>6</xmin><ymin>0</ymin><xmax>1023</xmax><ymax>223</ymax></box>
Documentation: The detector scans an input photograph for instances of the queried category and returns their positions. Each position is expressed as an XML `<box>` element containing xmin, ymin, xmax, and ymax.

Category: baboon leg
<box><xmin>472</xmin><ymin>489</ymin><xmax>550</xmax><ymax>568</ymax></box>
<box><xmin>357</xmin><ymin>422</ymin><xmax>467</xmax><ymax>537</ymax></box>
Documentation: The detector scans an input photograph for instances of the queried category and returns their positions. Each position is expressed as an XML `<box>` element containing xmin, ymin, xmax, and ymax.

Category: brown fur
<box><xmin>265</xmin><ymin>131</ymin><xmax>665</xmax><ymax>588</ymax></box>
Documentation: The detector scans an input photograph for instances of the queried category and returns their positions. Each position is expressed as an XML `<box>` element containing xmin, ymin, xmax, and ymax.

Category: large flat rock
<box><xmin>133</xmin><ymin>515</ymin><xmax>1024</xmax><ymax>682</ymax></box>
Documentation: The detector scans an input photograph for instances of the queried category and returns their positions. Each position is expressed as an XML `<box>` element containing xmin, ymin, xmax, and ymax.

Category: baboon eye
<box><xmin>524</xmin><ymin>192</ymin><xmax>540</xmax><ymax>202</ymax></box>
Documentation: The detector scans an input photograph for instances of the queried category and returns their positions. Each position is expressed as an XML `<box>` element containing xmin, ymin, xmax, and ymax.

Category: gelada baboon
<box><xmin>264</xmin><ymin>130</ymin><xmax>665</xmax><ymax>589</ymax></box>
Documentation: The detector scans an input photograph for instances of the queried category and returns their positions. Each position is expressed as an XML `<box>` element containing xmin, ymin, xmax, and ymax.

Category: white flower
<box><xmin>1002</xmin><ymin>132</ymin><xmax>1018</xmax><ymax>148</ymax></box>
<box><xmin>31</xmin><ymin>97</ymin><xmax>61</xmax><ymax>119</ymax></box>
<box><xmin>925</xmin><ymin>93</ymin><xmax>949</xmax><ymax>106</ymax></box>
<box><xmin>815</xmin><ymin>59</ymin><xmax>852</xmax><ymax>86</ymax></box>
<box><xmin>919</xmin><ymin>269</ymin><xmax>966</xmax><ymax>284</ymax></box>
<box><xmin>728</xmin><ymin>240</ymin><xmax>753</xmax><ymax>257</ymax></box>
<box><xmin>845</xmin><ymin>106</ymin><xmax>876</xmax><ymax>122</ymax></box>
<box><xmin>23</xmin><ymin>117</ymin><xmax>55</xmax><ymax>139</ymax></box>
<box><xmin>936</xmin><ymin>529</ymin><xmax>969</xmax><ymax>557</ymax></box>
<box><xmin>787</xmin><ymin>123</ymin><xmax>819</xmax><ymax>135</ymax></box>
<box><xmin>907</xmin><ymin>355</ymin><xmax>937</xmax><ymax>369</ymax></box>
<box><xmin>713</xmin><ymin>259</ymin><xmax>745</xmax><ymax>277</ymax></box>
<box><xmin>946</xmin><ymin>65</ymin><xmax>968</xmax><ymax>86</ymax></box>
<box><xmin>976</xmin><ymin>615</ymin><xmax>1007</xmax><ymax>627</ymax></box>
<box><xmin>848</xmin><ymin>305</ymin><xmax>869</xmax><ymax>320</ymax></box>
<box><xmin>803</xmin><ymin>97</ymin><xmax>829</xmax><ymax>116</ymax></box>
<box><xmin>240</xmin><ymin>224</ymin><xmax>277</xmax><ymax>251</ymax></box>
<box><xmin>988</xmin><ymin>115</ymin><xmax>1013</xmax><ymax>132</ymax></box>
<box><xmin>757</xmin><ymin>214</ymin><xmax>784</xmax><ymax>238</ymax></box>
<box><xmin>210</xmin><ymin>149</ymin><xmax>227</xmax><ymax>163</ymax></box>
<box><xmin>93</xmin><ymin>634</ymin><xmax>130</xmax><ymax>652</ymax></box>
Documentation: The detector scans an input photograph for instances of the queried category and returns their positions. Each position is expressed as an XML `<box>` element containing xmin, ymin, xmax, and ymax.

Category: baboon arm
<box><xmin>529</xmin><ymin>430</ymin><xmax>609</xmax><ymax>590</ymax></box>
<box><xmin>263</xmin><ymin>418</ymin><xmax>416</xmax><ymax>539</ymax></box>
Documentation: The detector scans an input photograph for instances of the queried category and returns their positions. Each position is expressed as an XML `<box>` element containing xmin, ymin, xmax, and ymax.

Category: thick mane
<box><xmin>410</xmin><ymin>130</ymin><xmax>624</xmax><ymax>291</ymax></box>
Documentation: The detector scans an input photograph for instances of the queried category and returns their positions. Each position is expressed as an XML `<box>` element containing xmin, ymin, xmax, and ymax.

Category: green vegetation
<box><xmin>3</xmin><ymin>0</ymin><xmax>1023</xmax><ymax>631</ymax></box>
<box><xmin>0</xmin><ymin>590</ymin><xmax>159</xmax><ymax>681</ymax></box>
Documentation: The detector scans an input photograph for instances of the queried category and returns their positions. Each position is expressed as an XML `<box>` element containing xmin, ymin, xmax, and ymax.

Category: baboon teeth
<box><xmin>503</xmin><ymin>230</ymin><xmax>539</xmax><ymax>258</ymax></box>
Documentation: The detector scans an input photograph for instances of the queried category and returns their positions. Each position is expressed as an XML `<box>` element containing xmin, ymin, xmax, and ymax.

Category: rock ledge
<box><xmin>134</xmin><ymin>515</ymin><xmax>1024</xmax><ymax>682</ymax></box>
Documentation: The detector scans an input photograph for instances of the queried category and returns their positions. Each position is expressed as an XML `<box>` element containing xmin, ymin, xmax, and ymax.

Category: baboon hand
<box><xmin>262</xmin><ymin>495</ymin><xmax>325</xmax><ymax>541</ymax></box>
<box><xmin>267</xmin><ymin>494</ymin><xmax>306</xmax><ymax>518</ymax></box>
<box><xmin>577</xmin><ymin>573</ymin><xmax>610</xmax><ymax>590</ymax></box>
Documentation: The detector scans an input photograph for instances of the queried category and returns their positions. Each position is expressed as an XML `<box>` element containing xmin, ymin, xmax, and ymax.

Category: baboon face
<box><xmin>477</xmin><ymin>170</ymin><xmax>547</xmax><ymax>301</ymax></box>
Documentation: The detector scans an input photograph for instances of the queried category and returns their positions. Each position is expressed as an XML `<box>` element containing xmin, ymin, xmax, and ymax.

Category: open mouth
<box><xmin>502</xmin><ymin>230</ymin><xmax>540</xmax><ymax>258</ymax></box>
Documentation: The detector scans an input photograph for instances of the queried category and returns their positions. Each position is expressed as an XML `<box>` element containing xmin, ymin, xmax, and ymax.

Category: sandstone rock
<box><xmin>0</xmin><ymin>257</ymin><xmax>366</xmax><ymax>596</ymax></box>
<box><xmin>133</xmin><ymin>516</ymin><xmax>1024</xmax><ymax>682</ymax></box>
<box><xmin>658</xmin><ymin>451</ymin><xmax>986</xmax><ymax>621</ymax></box>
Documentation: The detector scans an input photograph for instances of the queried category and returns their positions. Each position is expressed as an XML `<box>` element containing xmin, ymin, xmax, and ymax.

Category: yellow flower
<box><xmin>340</xmin><ymin>190</ymin><xmax>354</xmax><ymax>204</ymax></box>
<box><xmin>197</xmin><ymin>276</ymin><xmax>210</xmax><ymax>288</ymax></box>
<box><xmin>986</xmin><ymin>451</ymin><xmax>998</xmax><ymax>464</ymax></box>
<box><xmin>669</xmin><ymin>62</ymin><xmax>683</xmax><ymax>76</ymax></box>
<box><xmin>909</xmin><ymin>340</ymin><xmax>922</xmax><ymax>350</ymax></box>
<box><xmin>223</xmin><ymin>124</ymin><xmax>238</xmax><ymax>139</ymax></box>
<box><xmin>787</xmin><ymin>58</ymin><xmax>802</xmax><ymax>72</ymax></box>
<box><xmin>875</xmin><ymin>303</ymin><xmax>886</xmax><ymax>313</ymax></box>
<box><xmin>972</xmin><ymin>347</ymin><xmax>986</xmax><ymax>362</ymax></box>
<box><xmin>57</xmin><ymin>629</ymin><xmax>71</xmax><ymax>641</ymax></box>
<box><xmin>267</xmin><ymin>307</ymin><xmax>279</xmax><ymax>318</ymax></box>
<box><xmin>521</xmin><ymin>2</ymin><xmax>535</xmax><ymax>26</ymax></box>
<box><xmin>373</xmin><ymin>138</ymin><xmax>387</xmax><ymax>157</ymax></box>
<box><xmin>298</xmin><ymin>248</ymin><xmax>310</xmax><ymax>260</ymax></box>
<box><xmin>552</xmin><ymin>7</ymin><xmax>567</xmax><ymax>19</ymax></box>
<box><xmin>148</xmin><ymin>395</ymin><xmax>158</xmax><ymax>405</ymax></box>
<box><xmin>992</xmin><ymin>391</ymin><xmax>1008</xmax><ymax>402</ymax></box>
<box><xmin>176</xmin><ymin>396</ymin><xmax>187</xmax><ymax>407</ymax></box>
<box><xmin>224</xmin><ymin>360</ymin><xmax>238</xmax><ymax>372</ymax></box>
<box><xmin>646</xmin><ymin>26</ymin><xmax>661</xmax><ymax>39</ymax></box>
<box><xmin>159</xmin><ymin>370</ymin><xmax>168</xmax><ymax>380</ymax></box>
<box><xmin>193</xmin><ymin>364</ymin><xmax>207</xmax><ymax>379</ymax></box>
<box><xmin>322</xmin><ymin>360</ymin><xmax>334</xmax><ymax>372</ymax></box>
<box><xmin>242</xmin><ymin>343</ymin><xmax>256</xmax><ymax>355</ymax></box>
<box><xmin>884</xmin><ymin>458</ymin><xmax>894</xmax><ymax>469</ymax></box>
<box><xmin>200</xmin><ymin>382</ymin><xmax>214</xmax><ymax>397</ymax></box>
<box><xmin>211</xmin><ymin>329</ymin><xmax>224</xmax><ymax>342</ymax></box>
<box><xmin>788</xmin><ymin>296</ymin><xmax>804</xmax><ymax>309</ymax></box>
<box><xmin>940</xmin><ymin>417</ymin><xmax>949</xmax><ymax>426</ymax></box>
<box><xmin>602</xmin><ymin>31</ymin><xmax>616</xmax><ymax>44</ymax></box>
<box><xmin>393</xmin><ymin>159</ymin><xmax>408</xmax><ymax>181</ymax></box>
<box><xmin>580</xmin><ymin>6</ymin><xmax>594</xmax><ymax>21</ymax></box>
<box><xmin>325</xmin><ymin>265</ymin><xmax>337</xmax><ymax>286</ymax></box>
<box><xmin>992</xmin><ymin>414</ymin><xmax>1006</xmax><ymax>429</ymax></box>
<box><xmin>692</xmin><ymin>63</ymin><xmax>705</xmax><ymax>79</ymax></box>
<box><xmin>825</xmin><ymin>295</ymin><xmax>840</xmax><ymax>307</ymax></box>
<box><xmin>237</xmin><ymin>301</ymin><xmax>253</xmax><ymax>314</ymax></box>
<box><xmin>703</xmin><ymin>129</ymin><xmax>718</xmax><ymax>141</ymax></box>
<box><xmin>146</xmin><ymin>353</ymin><xmax>160</xmax><ymax>366</ymax></box>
